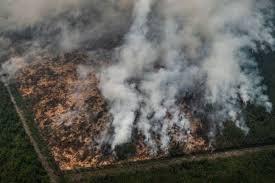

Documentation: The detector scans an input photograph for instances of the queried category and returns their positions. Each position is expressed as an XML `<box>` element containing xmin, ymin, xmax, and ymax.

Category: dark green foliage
<box><xmin>169</xmin><ymin>143</ymin><xmax>185</xmax><ymax>157</ymax></box>
<box><xmin>0</xmin><ymin>82</ymin><xmax>49</xmax><ymax>183</ymax></box>
<box><xmin>9</xmin><ymin>83</ymin><xmax>63</xmax><ymax>178</ymax></box>
<box><xmin>245</xmin><ymin>105</ymin><xmax>275</xmax><ymax>145</ymax></box>
<box><xmin>115</xmin><ymin>143</ymin><xmax>136</xmax><ymax>160</ymax></box>
<box><xmin>86</xmin><ymin>150</ymin><xmax>275</xmax><ymax>183</ymax></box>
<box><xmin>216</xmin><ymin>50</ymin><xmax>275</xmax><ymax>149</ymax></box>
<box><xmin>216</xmin><ymin>122</ymin><xmax>246</xmax><ymax>148</ymax></box>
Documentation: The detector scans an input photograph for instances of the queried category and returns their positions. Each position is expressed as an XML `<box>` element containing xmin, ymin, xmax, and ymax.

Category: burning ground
<box><xmin>13</xmin><ymin>52</ymin><xmax>208</xmax><ymax>170</ymax></box>
<box><xmin>1</xmin><ymin>0</ymin><xmax>275</xmax><ymax>171</ymax></box>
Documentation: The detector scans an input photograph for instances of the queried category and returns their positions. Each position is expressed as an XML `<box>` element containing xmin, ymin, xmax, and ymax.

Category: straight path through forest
<box><xmin>1</xmin><ymin>79</ymin><xmax>60</xmax><ymax>183</ymax></box>
<box><xmin>67</xmin><ymin>144</ymin><xmax>275</xmax><ymax>182</ymax></box>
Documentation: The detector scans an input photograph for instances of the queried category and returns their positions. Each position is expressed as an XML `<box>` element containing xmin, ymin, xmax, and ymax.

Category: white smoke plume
<box><xmin>0</xmin><ymin>0</ymin><xmax>132</xmax><ymax>28</ymax></box>
<box><xmin>0</xmin><ymin>0</ymin><xmax>133</xmax><ymax>53</ymax></box>
<box><xmin>99</xmin><ymin>0</ymin><xmax>274</xmax><ymax>149</ymax></box>
<box><xmin>0</xmin><ymin>57</ymin><xmax>27</xmax><ymax>81</ymax></box>
<box><xmin>0</xmin><ymin>0</ymin><xmax>274</xmax><ymax>153</ymax></box>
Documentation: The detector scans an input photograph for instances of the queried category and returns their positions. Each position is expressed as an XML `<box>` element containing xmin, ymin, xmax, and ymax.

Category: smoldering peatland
<box><xmin>0</xmin><ymin>0</ymin><xmax>275</xmax><ymax>154</ymax></box>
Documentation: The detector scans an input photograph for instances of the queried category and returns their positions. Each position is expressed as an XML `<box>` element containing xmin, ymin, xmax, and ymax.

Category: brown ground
<box><xmin>15</xmin><ymin>52</ymin><xmax>208</xmax><ymax>170</ymax></box>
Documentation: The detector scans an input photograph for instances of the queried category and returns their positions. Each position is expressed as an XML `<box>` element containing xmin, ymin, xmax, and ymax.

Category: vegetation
<box><xmin>115</xmin><ymin>143</ymin><xmax>136</xmax><ymax>160</ymax></box>
<box><xmin>9</xmin><ymin>82</ymin><xmax>63</xmax><ymax>179</ymax></box>
<box><xmin>75</xmin><ymin>150</ymin><xmax>275</xmax><ymax>183</ymax></box>
<box><xmin>0</xmin><ymin>82</ymin><xmax>49</xmax><ymax>183</ymax></box>
<box><xmin>216</xmin><ymin>50</ymin><xmax>275</xmax><ymax>149</ymax></box>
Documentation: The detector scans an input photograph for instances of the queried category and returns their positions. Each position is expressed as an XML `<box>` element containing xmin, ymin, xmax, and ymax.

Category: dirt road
<box><xmin>2</xmin><ymin>79</ymin><xmax>60</xmax><ymax>183</ymax></box>
<box><xmin>67</xmin><ymin>144</ymin><xmax>275</xmax><ymax>182</ymax></box>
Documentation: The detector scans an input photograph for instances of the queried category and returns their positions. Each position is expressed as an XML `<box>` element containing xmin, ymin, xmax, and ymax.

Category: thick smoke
<box><xmin>0</xmin><ymin>0</ymin><xmax>274</xmax><ymax>152</ymax></box>
<box><xmin>0</xmin><ymin>0</ymin><xmax>132</xmax><ymax>28</ymax></box>
<box><xmin>99</xmin><ymin>0</ymin><xmax>274</xmax><ymax>149</ymax></box>
<box><xmin>0</xmin><ymin>0</ymin><xmax>133</xmax><ymax>55</ymax></box>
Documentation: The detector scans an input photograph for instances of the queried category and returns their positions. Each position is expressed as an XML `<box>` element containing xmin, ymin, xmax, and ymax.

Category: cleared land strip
<box><xmin>1</xmin><ymin>79</ymin><xmax>60</xmax><ymax>183</ymax></box>
<box><xmin>66</xmin><ymin>143</ymin><xmax>275</xmax><ymax>181</ymax></box>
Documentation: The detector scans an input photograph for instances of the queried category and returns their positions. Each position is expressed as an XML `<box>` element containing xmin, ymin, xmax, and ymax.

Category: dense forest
<box><xmin>78</xmin><ymin>150</ymin><xmax>275</xmax><ymax>183</ymax></box>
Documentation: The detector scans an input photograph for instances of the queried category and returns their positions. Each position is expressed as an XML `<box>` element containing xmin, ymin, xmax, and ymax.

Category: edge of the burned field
<box><xmin>63</xmin><ymin>144</ymin><xmax>275</xmax><ymax>182</ymax></box>
<box><xmin>7</xmin><ymin>82</ymin><xmax>66</xmax><ymax>182</ymax></box>
<box><xmin>6</xmin><ymin>76</ymin><xmax>275</xmax><ymax>183</ymax></box>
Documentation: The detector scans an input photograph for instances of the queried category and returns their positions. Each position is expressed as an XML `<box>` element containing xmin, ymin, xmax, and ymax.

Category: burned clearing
<box><xmin>4</xmin><ymin>49</ymin><xmax>275</xmax><ymax>179</ymax></box>
<box><xmin>1</xmin><ymin>1</ymin><xmax>275</xmax><ymax>182</ymax></box>
<box><xmin>12</xmin><ymin>51</ymin><xmax>209</xmax><ymax>171</ymax></box>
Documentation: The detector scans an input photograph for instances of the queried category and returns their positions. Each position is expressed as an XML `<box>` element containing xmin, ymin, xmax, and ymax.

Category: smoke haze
<box><xmin>99</xmin><ymin>0</ymin><xmax>274</xmax><ymax>149</ymax></box>
<box><xmin>0</xmin><ymin>0</ymin><xmax>274</xmax><ymax>152</ymax></box>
